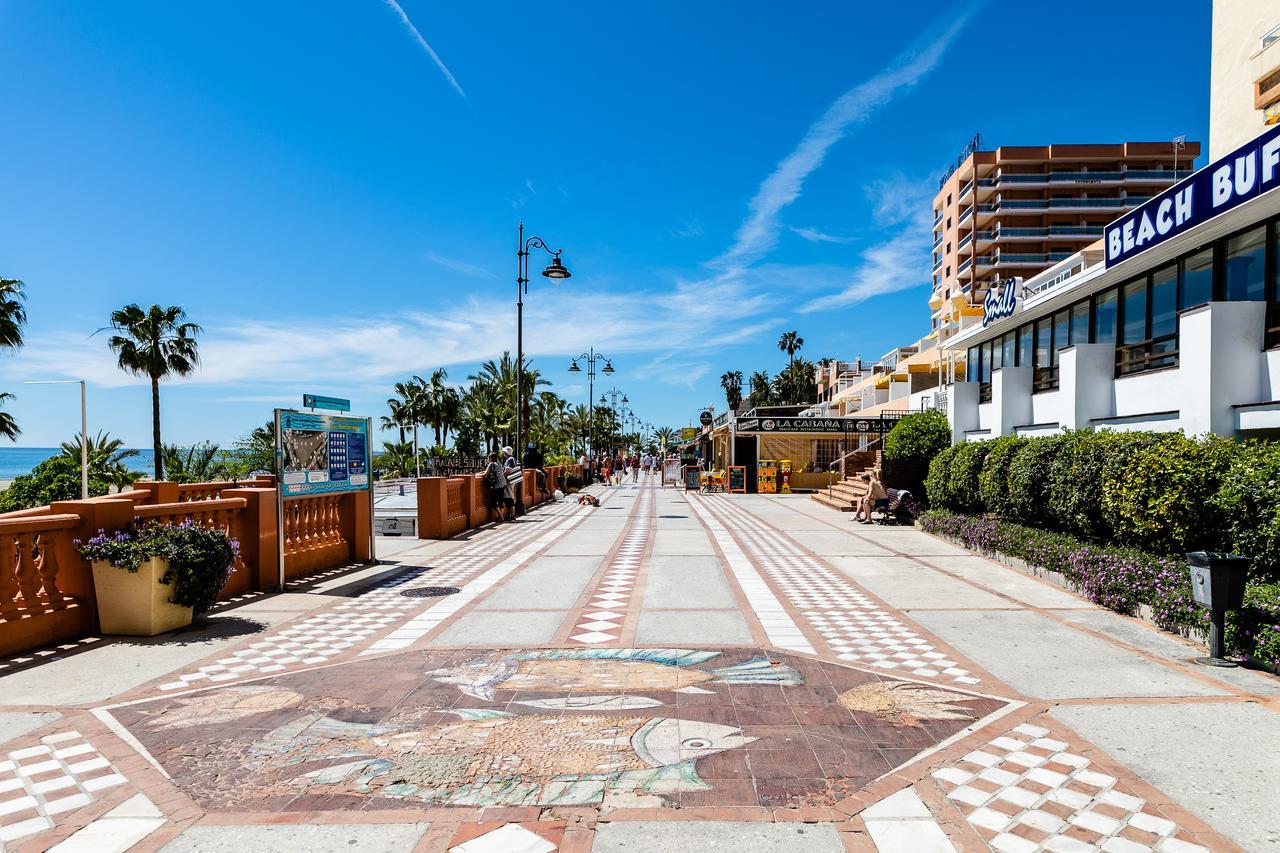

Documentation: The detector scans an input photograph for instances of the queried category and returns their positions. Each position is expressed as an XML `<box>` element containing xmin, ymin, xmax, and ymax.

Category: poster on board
<box><xmin>277</xmin><ymin>410</ymin><xmax>371</xmax><ymax>497</ymax></box>
<box><xmin>727</xmin><ymin>465</ymin><xmax>746</xmax><ymax>494</ymax></box>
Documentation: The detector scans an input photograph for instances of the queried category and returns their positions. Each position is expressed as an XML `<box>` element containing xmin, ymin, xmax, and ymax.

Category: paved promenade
<box><xmin>0</xmin><ymin>478</ymin><xmax>1276</xmax><ymax>852</ymax></box>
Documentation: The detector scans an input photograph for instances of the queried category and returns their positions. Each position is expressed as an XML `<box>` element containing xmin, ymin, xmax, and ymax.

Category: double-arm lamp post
<box><xmin>515</xmin><ymin>222</ymin><xmax>571</xmax><ymax>515</ymax></box>
<box><xmin>599</xmin><ymin>387</ymin><xmax>626</xmax><ymax>458</ymax></box>
<box><xmin>568</xmin><ymin>349</ymin><xmax>613</xmax><ymax>476</ymax></box>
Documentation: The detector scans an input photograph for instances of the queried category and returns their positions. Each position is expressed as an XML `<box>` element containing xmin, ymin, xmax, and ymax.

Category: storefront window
<box><xmin>1001</xmin><ymin>331</ymin><xmax>1016</xmax><ymax>369</ymax></box>
<box><xmin>1182</xmin><ymin>247</ymin><xmax>1214</xmax><ymax>308</ymax></box>
<box><xmin>1225</xmin><ymin>225</ymin><xmax>1266</xmax><ymax>302</ymax></box>
<box><xmin>966</xmin><ymin>346</ymin><xmax>979</xmax><ymax>382</ymax></box>
<box><xmin>1094</xmin><ymin>289</ymin><xmax>1118</xmax><ymax>343</ymax></box>
<box><xmin>1122</xmin><ymin>278</ymin><xmax>1147</xmax><ymax>345</ymax></box>
<box><xmin>1052</xmin><ymin>310</ymin><xmax>1069</xmax><ymax>359</ymax></box>
<box><xmin>1017</xmin><ymin>324</ymin><xmax>1033</xmax><ymax>367</ymax></box>
<box><xmin>1151</xmin><ymin>263</ymin><xmax>1178</xmax><ymax>338</ymax></box>
<box><xmin>1069</xmin><ymin>300</ymin><xmax>1089</xmax><ymax>345</ymax></box>
<box><xmin>1033</xmin><ymin>316</ymin><xmax>1057</xmax><ymax>392</ymax></box>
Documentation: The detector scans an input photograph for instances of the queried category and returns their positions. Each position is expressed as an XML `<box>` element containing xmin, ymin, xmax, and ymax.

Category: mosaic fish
<box><xmin>144</xmin><ymin>686</ymin><xmax>304</xmax><ymax>730</ymax></box>
<box><xmin>252</xmin><ymin>709</ymin><xmax>755</xmax><ymax>806</ymax></box>
<box><xmin>838</xmin><ymin>681</ymin><xmax>974</xmax><ymax>727</ymax></box>
<box><xmin>426</xmin><ymin>648</ymin><xmax>802</xmax><ymax>700</ymax></box>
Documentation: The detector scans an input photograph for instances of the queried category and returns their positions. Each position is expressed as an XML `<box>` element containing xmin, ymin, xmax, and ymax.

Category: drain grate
<box><xmin>399</xmin><ymin>586</ymin><xmax>461</xmax><ymax>598</ymax></box>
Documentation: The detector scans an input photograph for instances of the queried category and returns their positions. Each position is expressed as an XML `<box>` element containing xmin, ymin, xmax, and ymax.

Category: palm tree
<box><xmin>104</xmin><ymin>304</ymin><xmax>201</xmax><ymax>480</ymax></box>
<box><xmin>382</xmin><ymin>396</ymin><xmax>410</xmax><ymax>444</ymax></box>
<box><xmin>777</xmin><ymin>330</ymin><xmax>805</xmax><ymax>370</ymax></box>
<box><xmin>653</xmin><ymin>426</ymin><xmax>676</xmax><ymax>454</ymax></box>
<box><xmin>0</xmin><ymin>278</ymin><xmax>27</xmax><ymax>440</ymax></box>
<box><xmin>59</xmin><ymin>430</ymin><xmax>141</xmax><ymax>489</ymax></box>
<box><xmin>161</xmin><ymin>442</ymin><xmax>227</xmax><ymax>484</ymax></box>
<box><xmin>230</xmin><ymin>420</ymin><xmax>276</xmax><ymax>476</ymax></box>
<box><xmin>748</xmin><ymin>370</ymin><xmax>774</xmax><ymax>409</ymax></box>
<box><xmin>720</xmin><ymin>370</ymin><xmax>744</xmax><ymax>412</ymax></box>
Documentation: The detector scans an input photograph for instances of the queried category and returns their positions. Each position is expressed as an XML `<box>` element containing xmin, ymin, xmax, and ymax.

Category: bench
<box><xmin>872</xmin><ymin>488</ymin><xmax>913</xmax><ymax>525</ymax></box>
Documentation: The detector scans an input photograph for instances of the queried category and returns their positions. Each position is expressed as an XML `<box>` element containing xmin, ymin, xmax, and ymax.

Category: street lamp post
<box><xmin>599</xmin><ymin>387</ymin><xmax>626</xmax><ymax>459</ymax></box>
<box><xmin>568</xmin><ymin>349</ymin><xmax>613</xmax><ymax>482</ymax></box>
<box><xmin>515</xmin><ymin>221</ymin><xmax>572</xmax><ymax>516</ymax></box>
<box><xmin>24</xmin><ymin>379</ymin><xmax>88</xmax><ymax>499</ymax></box>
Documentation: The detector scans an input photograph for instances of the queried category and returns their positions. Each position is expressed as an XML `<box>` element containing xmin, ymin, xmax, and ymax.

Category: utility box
<box><xmin>1187</xmin><ymin>551</ymin><xmax>1250</xmax><ymax>611</ymax></box>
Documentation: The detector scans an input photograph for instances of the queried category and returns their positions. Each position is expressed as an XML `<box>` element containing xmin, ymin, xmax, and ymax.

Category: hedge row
<box><xmin>919</xmin><ymin>511</ymin><xmax>1280</xmax><ymax>672</ymax></box>
<box><xmin>924</xmin><ymin>430</ymin><xmax>1280</xmax><ymax>580</ymax></box>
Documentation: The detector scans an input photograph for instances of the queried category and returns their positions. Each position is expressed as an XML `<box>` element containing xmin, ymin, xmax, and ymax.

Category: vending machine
<box><xmin>779</xmin><ymin>459</ymin><xmax>792</xmax><ymax>494</ymax></box>
<box><xmin>758</xmin><ymin>460</ymin><xmax>778</xmax><ymax>494</ymax></box>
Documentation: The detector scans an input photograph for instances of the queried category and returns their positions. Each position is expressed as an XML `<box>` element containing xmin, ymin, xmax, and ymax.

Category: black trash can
<box><xmin>1186</xmin><ymin>551</ymin><xmax>1251</xmax><ymax>664</ymax></box>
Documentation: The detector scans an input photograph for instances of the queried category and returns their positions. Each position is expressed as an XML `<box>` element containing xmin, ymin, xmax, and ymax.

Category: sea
<box><xmin>0</xmin><ymin>447</ymin><xmax>157</xmax><ymax>480</ymax></box>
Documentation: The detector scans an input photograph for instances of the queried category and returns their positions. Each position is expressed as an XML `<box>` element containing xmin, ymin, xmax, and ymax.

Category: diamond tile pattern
<box><xmin>932</xmin><ymin>723</ymin><xmax>1211</xmax><ymax>853</ymax></box>
<box><xmin>158</xmin><ymin>494</ymin><xmax>596</xmax><ymax>691</ymax></box>
<box><xmin>695</xmin><ymin>496</ymin><xmax>980</xmax><ymax>685</ymax></box>
<box><xmin>0</xmin><ymin>731</ymin><xmax>127</xmax><ymax>845</ymax></box>
<box><xmin>569</xmin><ymin>485</ymin><xmax>652</xmax><ymax>644</ymax></box>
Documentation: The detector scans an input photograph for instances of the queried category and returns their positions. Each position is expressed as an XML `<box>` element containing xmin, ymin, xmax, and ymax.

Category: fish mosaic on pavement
<box><xmin>104</xmin><ymin>646</ymin><xmax>1011</xmax><ymax>812</ymax></box>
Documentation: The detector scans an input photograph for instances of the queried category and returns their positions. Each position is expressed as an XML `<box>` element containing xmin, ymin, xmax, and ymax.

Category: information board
<box><xmin>277</xmin><ymin>410</ymin><xmax>371</xmax><ymax>497</ymax></box>
<box><xmin>727</xmin><ymin>465</ymin><xmax>746</xmax><ymax>494</ymax></box>
<box><xmin>683</xmin><ymin>465</ymin><xmax>701</xmax><ymax>491</ymax></box>
<box><xmin>662</xmin><ymin>460</ymin><xmax>682</xmax><ymax>488</ymax></box>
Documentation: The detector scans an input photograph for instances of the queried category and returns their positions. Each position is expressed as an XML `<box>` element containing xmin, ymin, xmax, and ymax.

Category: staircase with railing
<box><xmin>811</xmin><ymin>450</ymin><xmax>882</xmax><ymax>512</ymax></box>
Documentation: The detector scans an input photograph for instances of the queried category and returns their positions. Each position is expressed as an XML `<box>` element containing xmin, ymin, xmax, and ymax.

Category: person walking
<box><xmin>483</xmin><ymin>452</ymin><xmax>513</xmax><ymax>522</ymax></box>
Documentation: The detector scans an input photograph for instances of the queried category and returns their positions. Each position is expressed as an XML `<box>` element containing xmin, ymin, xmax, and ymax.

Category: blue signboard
<box><xmin>303</xmin><ymin>394</ymin><xmax>351</xmax><ymax>412</ymax></box>
<box><xmin>278</xmin><ymin>410</ymin><xmax>370</xmax><ymax>497</ymax></box>
<box><xmin>1105</xmin><ymin>125</ymin><xmax>1280</xmax><ymax>267</ymax></box>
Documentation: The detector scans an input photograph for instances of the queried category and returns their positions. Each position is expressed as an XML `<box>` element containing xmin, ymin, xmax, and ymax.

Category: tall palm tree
<box><xmin>0</xmin><ymin>279</ymin><xmax>27</xmax><ymax>440</ymax></box>
<box><xmin>104</xmin><ymin>304</ymin><xmax>201</xmax><ymax>480</ymax></box>
<box><xmin>391</xmin><ymin>376</ymin><xmax>428</xmax><ymax>477</ymax></box>
<box><xmin>777</xmin><ymin>330</ymin><xmax>805</xmax><ymax>370</ymax></box>
<box><xmin>60</xmin><ymin>430</ymin><xmax>141</xmax><ymax>489</ymax></box>
<box><xmin>748</xmin><ymin>370</ymin><xmax>774</xmax><ymax>409</ymax></box>
<box><xmin>382</xmin><ymin>396</ymin><xmax>410</xmax><ymax>444</ymax></box>
<box><xmin>653</xmin><ymin>426</ymin><xmax>676</xmax><ymax>455</ymax></box>
<box><xmin>720</xmin><ymin>370</ymin><xmax>744</xmax><ymax>412</ymax></box>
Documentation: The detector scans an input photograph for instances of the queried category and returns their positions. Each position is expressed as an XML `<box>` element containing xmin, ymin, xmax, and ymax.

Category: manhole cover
<box><xmin>658</xmin><ymin>514</ymin><xmax>688</xmax><ymax>519</ymax></box>
<box><xmin>399</xmin><ymin>587</ymin><xmax>461</xmax><ymax>598</ymax></box>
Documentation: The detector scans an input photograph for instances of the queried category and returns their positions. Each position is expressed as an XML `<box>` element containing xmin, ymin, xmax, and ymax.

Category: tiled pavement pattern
<box><xmin>694</xmin><ymin>494</ymin><xmax>980</xmax><ymax>686</ymax></box>
<box><xmin>568</xmin><ymin>483</ymin><xmax>652</xmax><ymax>644</ymax></box>
<box><xmin>0</xmin><ymin>731</ymin><xmax>126</xmax><ymax>845</ymax></box>
<box><xmin>932</xmin><ymin>722</ymin><xmax>1210</xmax><ymax>853</ymax></box>
<box><xmin>157</xmin><ymin>494</ymin><xmax>595</xmax><ymax>691</ymax></box>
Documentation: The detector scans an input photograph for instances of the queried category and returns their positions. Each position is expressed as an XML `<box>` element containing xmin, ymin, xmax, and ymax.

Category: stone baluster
<box><xmin>0</xmin><ymin>534</ymin><xmax>19</xmax><ymax>617</ymax></box>
<box><xmin>35</xmin><ymin>531</ymin><xmax>65</xmax><ymax>609</ymax></box>
<box><xmin>14</xmin><ymin>533</ymin><xmax>41</xmax><ymax>608</ymax></box>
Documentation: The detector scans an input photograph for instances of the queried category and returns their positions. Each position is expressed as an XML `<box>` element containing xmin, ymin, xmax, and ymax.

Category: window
<box><xmin>967</xmin><ymin>346</ymin><xmax>979</xmax><ymax>382</ymax></box>
<box><xmin>979</xmin><ymin>341</ymin><xmax>993</xmax><ymax>403</ymax></box>
<box><xmin>1017</xmin><ymin>324</ymin><xmax>1033</xmax><ymax>367</ymax></box>
<box><xmin>1033</xmin><ymin>316</ymin><xmax>1057</xmax><ymax>392</ymax></box>
<box><xmin>1001</xmin><ymin>332</ymin><xmax>1016</xmax><ymax>369</ymax></box>
<box><xmin>1053</xmin><ymin>309</ymin><xmax>1070</xmax><ymax>357</ymax></box>
<box><xmin>1094</xmin><ymin>289</ymin><xmax>1118</xmax><ymax>343</ymax></box>
<box><xmin>1069</xmin><ymin>301</ymin><xmax>1090</xmax><ymax>345</ymax></box>
<box><xmin>1225</xmin><ymin>225</ymin><xmax>1266</xmax><ymax>302</ymax></box>
<box><xmin>1118</xmin><ymin>271</ymin><xmax>1179</xmax><ymax>375</ymax></box>
<box><xmin>1182</xmin><ymin>246</ymin><xmax>1214</xmax><ymax>308</ymax></box>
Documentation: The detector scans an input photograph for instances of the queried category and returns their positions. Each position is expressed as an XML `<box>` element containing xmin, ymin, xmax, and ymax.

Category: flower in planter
<box><xmin>78</xmin><ymin>520</ymin><xmax>238</xmax><ymax>614</ymax></box>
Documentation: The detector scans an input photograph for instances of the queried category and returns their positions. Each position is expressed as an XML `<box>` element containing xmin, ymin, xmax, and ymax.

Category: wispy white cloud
<box><xmin>425</xmin><ymin>250</ymin><xmax>497</xmax><ymax>279</ymax></box>
<box><xmin>665</xmin><ymin>218</ymin><xmax>704</xmax><ymax>239</ymax></box>
<box><xmin>789</xmin><ymin>226</ymin><xmax>855</xmax><ymax>244</ymax></box>
<box><xmin>525</xmin><ymin>179</ymin><xmax>537</xmax><ymax>195</ymax></box>
<box><xmin>382</xmin><ymin>0</ymin><xmax>467</xmax><ymax>99</ymax></box>
<box><xmin>711</xmin><ymin>6</ymin><xmax>975</xmax><ymax>274</ymax></box>
<box><xmin>799</xmin><ymin>175</ymin><xmax>936</xmax><ymax>313</ymax></box>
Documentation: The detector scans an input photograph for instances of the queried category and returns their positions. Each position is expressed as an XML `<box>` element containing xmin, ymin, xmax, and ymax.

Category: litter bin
<box><xmin>1186</xmin><ymin>551</ymin><xmax>1251</xmax><ymax>666</ymax></box>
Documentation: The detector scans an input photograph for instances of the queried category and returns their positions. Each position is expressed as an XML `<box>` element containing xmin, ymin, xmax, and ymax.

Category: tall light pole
<box><xmin>599</xmin><ymin>388</ymin><xmax>626</xmax><ymax>458</ymax></box>
<box><xmin>24</xmin><ymin>379</ymin><xmax>88</xmax><ymax>499</ymax></box>
<box><xmin>515</xmin><ymin>222</ymin><xmax>571</xmax><ymax>515</ymax></box>
<box><xmin>568</xmin><ymin>349</ymin><xmax>613</xmax><ymax>479</ymax></box>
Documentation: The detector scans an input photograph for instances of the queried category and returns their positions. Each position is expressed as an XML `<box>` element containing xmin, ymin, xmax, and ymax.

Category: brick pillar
<box><xmin>221</xmin><ymin>487</ymin><xmax>278</xmax><ymax>591</ymax></box>
<box><xmin>417</xmin><ymin>477</ymin><xmax>448</xmax><ymax>539</ymax></box>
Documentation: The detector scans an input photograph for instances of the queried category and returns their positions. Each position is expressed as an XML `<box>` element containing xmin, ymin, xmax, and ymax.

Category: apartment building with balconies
<box><xmin>928</xmin><ymin>141</ymin><xmax>1199</xmax><ymax>348</ymax></box>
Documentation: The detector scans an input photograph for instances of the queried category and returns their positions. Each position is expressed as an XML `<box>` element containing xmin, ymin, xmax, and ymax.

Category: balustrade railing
<box><xmin>0</xmin><ymin>514</ymin><xmax>80</xmax><ymax>619</ymax></box>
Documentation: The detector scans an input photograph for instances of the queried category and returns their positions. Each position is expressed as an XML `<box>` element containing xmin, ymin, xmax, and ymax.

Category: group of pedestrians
<box><xmin>481</xmin><ymin>443</ymin><xmax>548</xmax><ymax>523</ymax></box>
<box><xmin>588</xmin><ymin>451</ymin><xmax>663</xmax><ymax>485</ymax></box>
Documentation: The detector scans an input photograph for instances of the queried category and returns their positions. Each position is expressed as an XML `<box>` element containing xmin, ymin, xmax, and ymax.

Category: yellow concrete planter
<box><xmin>91</xmin><ymin>557</ymin><xmax>193</xmax><ymax>636</ymax></box>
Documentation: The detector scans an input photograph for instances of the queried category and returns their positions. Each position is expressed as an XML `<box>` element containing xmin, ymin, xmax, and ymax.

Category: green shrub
<box><xmin>884</xmin><ymin>410</ymin><xmax>950</xmax><ymax>464</ymax></box>
<box><xmin>946</xmin><ymin>440</ymin><xmax>993</xmax><ymax>515</ymax></box>
<box><xmin>1046</xmin><ymin>430</ymin><xmax>1118</xmax><ymax>539</ymax></box>
<box><xmin>925</xmin><ymin>444</ymin><xmax>961</xmax><ymax>509</ymax></box>
<box><xmin>1006</xmin><ymin>435</ymin><xmax>1066</xmax><ymax>526</ymax></box>
<box><xmin>0</xmin><ymin>455</ymin><xmax>117</xmax><ymax>513</ymax></box>
<box><xmin>1213</xmin><ymin>441</ymin><xmax>1280</xmax><ymax>583</ymax></box>
<box><xmin>1101</xmin><ymin>433</ymin><xmax>1237</xmax><ymax>555</ymax></box>
<box><xmin>978</xmin><ymin>436</ymin><xmax>1027</xmax><ymax>519</ymax></box>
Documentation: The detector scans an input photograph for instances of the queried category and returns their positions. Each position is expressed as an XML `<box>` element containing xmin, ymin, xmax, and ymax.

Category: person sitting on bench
<box><xmin>854</xmin><ymin>471</ymin><xmax>889</xmax><ymax>524</ymax></box>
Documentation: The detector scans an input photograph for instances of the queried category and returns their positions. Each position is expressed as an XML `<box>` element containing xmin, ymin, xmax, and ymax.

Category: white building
<box><xmin>943</xmin><ymin>124</ymin><xmax>1280</xmax><ymax>443</ymax></box>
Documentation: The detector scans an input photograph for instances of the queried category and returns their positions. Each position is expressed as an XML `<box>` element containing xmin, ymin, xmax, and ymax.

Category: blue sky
<box><xmin>0</xmin><ymin>0</ymin><xmax>1211</xmax><ymax>447</ymax></box>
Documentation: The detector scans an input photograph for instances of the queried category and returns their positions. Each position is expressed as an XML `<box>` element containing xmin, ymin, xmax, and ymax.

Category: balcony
<box><xmin>991</xmin><ymin>197</ymin><xmax>1148</xmax><ymax>213</ymax></box>
<box><xmin>932</xmin><ymin>256</ymin><xmax>943</xmax><ymax>272</ymax></box>
<box><xmin>993</xmin><ymin>251</ymin><xmax>1073</xmax><ymax>266</ymax></box>
<box><xmin>959</xmin><ymin>178</ymin><xmax>974</xmax><ymax>200</ymax></box>
<box><xmin>932</xmin><ymin>233</ymin><xmax>943</xmax><ymax>249</ymax></box>
<box><xmin>957</xmin><ymin>233</ymin><xmax>972</xmax><ymax>252</ymax></box>
<box><xmin>987</xmin><ymin>170</ymin><xmax>1192</xmax><ymax>187</ymax></box>
<box><xmin>995</xmin><ymin>225</ymin><xmax>1104</xmax><ymax>240</ymax></box>
<box><xmin>933</xmin><ymin>211</ymin><xmax>943</xmax><ymax>226</ymax></box>
<box><xmin>958</xmin><ymin>206</ymin><xmax>974</xmax><ymax>225</ymax></box>
<box><xmin>957</xmin><ymin>258</ymin><xmax>973</xmax><ymax>274</ymax></box>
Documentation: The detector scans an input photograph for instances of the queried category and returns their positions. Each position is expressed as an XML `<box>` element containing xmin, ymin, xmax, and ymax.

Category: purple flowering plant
<box><xmin>77</xmin><ymin>519</ymin><xmax>238</xmax><ymax>613</ymax></box>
